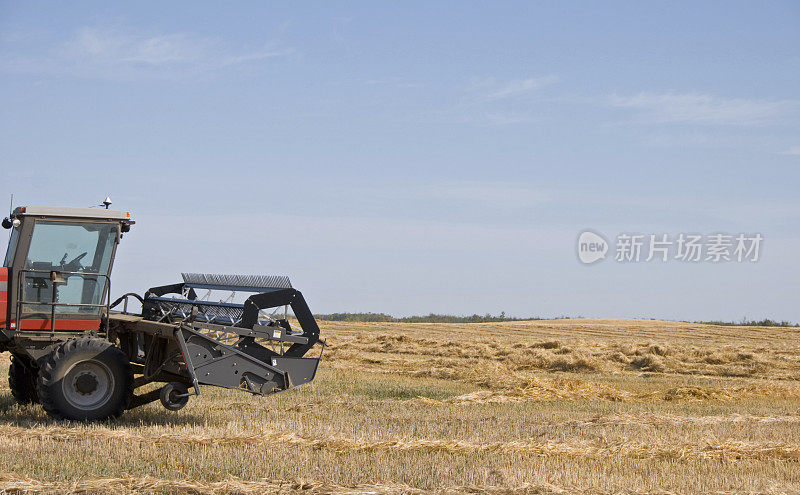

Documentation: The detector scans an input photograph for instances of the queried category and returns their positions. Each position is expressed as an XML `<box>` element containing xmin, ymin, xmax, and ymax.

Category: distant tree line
<box><xmin>313</xmin><ymin>312</ymin><xmax>543</xmax><ymax>323</ymax></box>
<box><xmin>311</xmin><ymin>313</ymin><xmax>798</xmax><ymax>326</ymax></box>
<box><xmin>695</xmin><ymin>318</ymin><xmax>799</xmax><ymax>327</ymax></box>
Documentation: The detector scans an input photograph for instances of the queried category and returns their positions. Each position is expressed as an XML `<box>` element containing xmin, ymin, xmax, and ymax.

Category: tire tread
<box><xmin>37</xmin><ymin>336</ymin><xmax>133</xmax><ymax>421</ymax></box>
<box><xmin>9</xmin><ymin>355</ymin><xmax>38</xmax><ymax>404</ymax></box>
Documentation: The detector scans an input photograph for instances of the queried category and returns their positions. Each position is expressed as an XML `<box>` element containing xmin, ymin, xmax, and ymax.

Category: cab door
<box><xmin>12</xmin><ymin>219</ymin><xmax>118</xmax><ymax>332</ymax></box>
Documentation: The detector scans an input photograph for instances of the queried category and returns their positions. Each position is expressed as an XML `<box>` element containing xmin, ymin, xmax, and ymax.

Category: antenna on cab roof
<box><xmin>90</xmin><ymin>196</ymin><xmax>112</xmax><ymax>209</ymax></box>
<box><xmin>1</xmin><ymin>194</ymin><xmax>13</xmax><ymax>229</ymax></box>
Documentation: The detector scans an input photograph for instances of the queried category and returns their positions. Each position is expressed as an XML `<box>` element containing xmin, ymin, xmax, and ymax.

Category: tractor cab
<box><xmin>2</xmin><ymin>206</ymin><xmax>133</xmax><ymax>337</ymax></box>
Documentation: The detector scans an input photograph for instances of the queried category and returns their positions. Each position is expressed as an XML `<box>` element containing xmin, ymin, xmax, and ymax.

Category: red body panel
<box><xmin>1</xmin><ymin>267</ymin><xmax>100</xmax><ymax>332</ymax></box>
<box><xmin>13</xmin><ymin>319</ymin><xmax>101</xmax><ymax>332</ymax></box>
<box><xmin>0</xmin><ymin>267</ymin><xmax>7</xmax><ymax>328</ymax></box>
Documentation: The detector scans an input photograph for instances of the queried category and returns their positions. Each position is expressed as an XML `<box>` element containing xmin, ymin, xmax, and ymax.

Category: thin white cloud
<box><xmin>609</xmin><ymin>92</ymin><xmax>795</xmax><ymax>125</ymax></box>
<box><xmin>361</xmin><ymin>77</ymin><xmax>424</xmax><ymax>88</ymax></box>
<box><xmin>1</xmin><ymin>26</ymin><xmax>292</xmax><ymax>81</ymax></box>
<box><xmin>412</xmin><ymin>181</ymin><xmax>551</xmax><ymax>209</ymax></box>
<box><xmin>435</xmin><ymin>75</ymin><xmax>559</xmax><ymax>126</ymax></box>
<box><xmin>780</xmin><ymin>146</ymin><xmax>800</xmax><ymax>156</ymax></box>
<box><xmin>67</xmin><ymin>28</ymin><xmax>212</xmax><ymax>66</ymax></box>
<box><xmin>488</xmin><ymin>75</ymin><xmax>559</xmax><ymax>99</ymax></box>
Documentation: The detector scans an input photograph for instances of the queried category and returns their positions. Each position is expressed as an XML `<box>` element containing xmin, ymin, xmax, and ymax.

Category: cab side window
<box><xmin>22</xmin><ymin>221</ymin><xmax>116</xmax><ymax>315</ymax></box>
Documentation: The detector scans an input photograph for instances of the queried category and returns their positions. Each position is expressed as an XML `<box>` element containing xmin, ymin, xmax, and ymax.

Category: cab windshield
<box><xmin>22</xmin><ymin>220</ymin><xmax>117</xmax><ymax>315</ymax></box>
<box><xmin>3</xmin><ymin>226</ymin><xmax>19</xmax><ymax>267</ymax></box>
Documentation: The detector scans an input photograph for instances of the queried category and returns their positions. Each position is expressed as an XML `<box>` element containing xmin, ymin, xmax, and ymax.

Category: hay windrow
<box><xmin>421</xmin><ymin>378</ymin><xmax>631</xmax><ymax>404</ymax></box>
<box><xmin>0</xmin><ymin>473</ymin><xmax>419</xmax><ymax>495</ymax></box>
<box><xmin>2</xmin><ymin>425</ymin><xmax>799</xmax><ymax>461</ymax></box>
<box><xmin>0</xmin><ymin>473</ymin><xmax>584</xmax><ymax>495</ymax></box>
<box><xmin>325</xmin><ymin>325</ymin><xmax>800</xmax><ymax>381</ymax></box>
<box><xmin>571</xmin><ymin>413</ymin><xmax>800</xmax><ymax>427</ymax></box>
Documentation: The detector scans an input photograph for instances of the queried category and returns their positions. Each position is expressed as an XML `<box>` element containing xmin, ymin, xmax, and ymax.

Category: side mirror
<box><xmin>1</xmin><ymin>217</ymin><xmax>11</xmax><ymax>229</ymax></box>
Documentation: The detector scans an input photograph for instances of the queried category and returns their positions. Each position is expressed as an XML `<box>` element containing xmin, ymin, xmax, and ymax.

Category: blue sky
<box><xmin>1</xmin><ymin>1</ymin><xmax>799</xmax><ymax>321</ymax></box>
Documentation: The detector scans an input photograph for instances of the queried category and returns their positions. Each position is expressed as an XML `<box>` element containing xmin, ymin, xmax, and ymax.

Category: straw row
<box><xmin>3</xmin><ymin>425</ymin><xmax>799</xmax><ymax>461</ymax></box>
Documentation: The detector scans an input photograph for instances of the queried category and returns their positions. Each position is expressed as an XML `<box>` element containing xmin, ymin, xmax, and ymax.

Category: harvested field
<box><xmin>1</xmin><ymin>318</ymin><xmax>799</xmax><ymax>493</ymax></box>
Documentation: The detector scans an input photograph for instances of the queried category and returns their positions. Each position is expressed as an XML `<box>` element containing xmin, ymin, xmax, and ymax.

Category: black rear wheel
<box><xmin>9</xmin><ymin>355</ymin><xmax>39</xmax><ymax>404</ymax></box>
<box><xmin>159</xmin><ymin>382</ymin><xmax>190</xmax><ymax>411</ymax></box>
<box><xmin>38</xmin><ymin>337</ymin><xmax>133</xmax><ymax>421</ymax></box>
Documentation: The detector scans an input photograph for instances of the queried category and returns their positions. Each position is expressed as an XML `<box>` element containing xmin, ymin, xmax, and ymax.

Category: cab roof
<box><xmin>14</xmin><ymin>206</ymin><xmax>132</xmax><ymax>222</ymax></box>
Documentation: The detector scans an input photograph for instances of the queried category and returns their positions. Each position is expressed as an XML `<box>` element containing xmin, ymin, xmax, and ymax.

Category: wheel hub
<box><xmin>74</xmin><ymin>372</ymin><xmax>99</xmax><ymax>395</ymax></box>
<box><xmin>63</xmin><ymin>360</ymin><xmax>115</xmax><ymax>410</ymax></box>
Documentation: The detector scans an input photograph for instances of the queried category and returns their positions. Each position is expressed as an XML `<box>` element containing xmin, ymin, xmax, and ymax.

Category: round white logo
<box><xmin>577</xmin><ymin>230</ymin><xmax>608</xmax><ymax>264</ymax></box>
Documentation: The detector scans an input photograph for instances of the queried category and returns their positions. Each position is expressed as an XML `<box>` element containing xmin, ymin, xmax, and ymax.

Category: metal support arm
<box><xmin>239</xmin><ymin>288</ymin><xmax>320</xmax><ymax>357</ymax></box>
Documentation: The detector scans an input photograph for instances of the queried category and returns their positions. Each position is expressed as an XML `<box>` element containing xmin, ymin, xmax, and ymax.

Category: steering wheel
<box><xmin>61</xmin><ymin>252</ymin><xmax>87</xmax><ymax>271</ymax></box>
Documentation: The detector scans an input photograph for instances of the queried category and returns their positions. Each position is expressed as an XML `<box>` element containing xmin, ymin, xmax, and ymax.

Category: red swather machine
<box><xmin>0</xmin><ymin>205</ymin><xmax>323</xmax><ymax>420</ymax></box>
